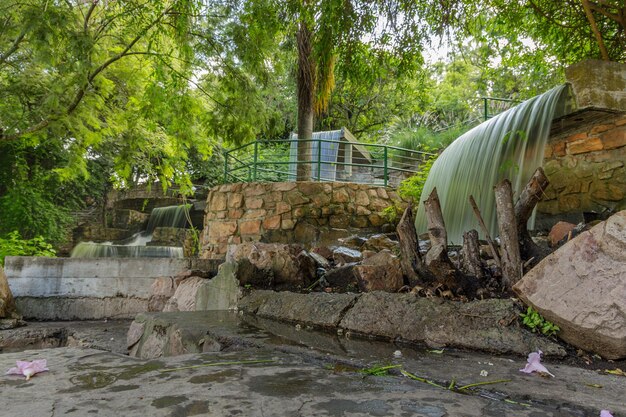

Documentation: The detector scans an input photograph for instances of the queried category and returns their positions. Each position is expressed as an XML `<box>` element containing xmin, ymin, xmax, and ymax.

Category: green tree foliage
<box><xmin>0</xmin><ymin>0</ymin><xmax>213</xmax><ymax>242</ymax></box>
<box><xmin>0</xmin><ymin>231</ymin><xmax>56</xmax><ymax>266</ymax></box>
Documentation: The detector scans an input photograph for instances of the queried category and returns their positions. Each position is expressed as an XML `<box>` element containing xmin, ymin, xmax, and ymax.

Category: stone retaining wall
<box><xmin>539</xmin><ymin>113</ymin><xmax>626</xmax><ymax>222</ymax></box>
<box><xmin>5</xmin><ymin>256</ymin><xmax>220</xmax><ymax>320</ymax></box>
<box><xmin>200</xmin><ymin>182</ymin><xmax>401</xmax><ymax>260</ymax></box>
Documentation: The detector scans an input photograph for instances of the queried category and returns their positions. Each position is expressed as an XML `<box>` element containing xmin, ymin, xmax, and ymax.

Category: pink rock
<box><xmin>548</xmin><ymin>221</ymin><xmax>576</xmax><ymax>247</ymax></box>
<box><xmin>514</xmin><ymin>210</ymin><xmax>626</xmax><ymax>359</ymax></box>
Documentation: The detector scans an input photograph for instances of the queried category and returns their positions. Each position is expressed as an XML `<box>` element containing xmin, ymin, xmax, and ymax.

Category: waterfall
<box><xmin>145</xmin><ymin>204</ymin><xmax>189</xmax><ymax>233</ymax></box>
<box><xmin>415</xmin><ymin>85</ymin><xmax>572</xmax><ymax>244</ymax></box>
<box><xmin>70</xmin><ymin>243</ymin><xmax>184</xmax><ymax>258</ymax></box>
<box><xmin>71</xmin><ymin>204</ymin><xmax>190</xmax><ymax>258</ymax></box>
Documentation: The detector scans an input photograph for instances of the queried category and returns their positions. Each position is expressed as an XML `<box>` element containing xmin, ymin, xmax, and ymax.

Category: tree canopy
<box><xmin>0</xmin><ymin>0</ymin><xmax>623</xmax><ymax>243</ymax></box>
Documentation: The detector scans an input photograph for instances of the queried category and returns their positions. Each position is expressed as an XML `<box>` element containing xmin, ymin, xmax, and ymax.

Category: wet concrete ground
<box><xmin>1</xmin><ymin>312</ymin><xmax>625</xmax><ymax>417</ymax></box>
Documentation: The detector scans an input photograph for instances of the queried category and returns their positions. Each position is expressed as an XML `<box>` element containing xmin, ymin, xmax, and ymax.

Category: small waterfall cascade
<box><xmin>415</xmin><ymin>85</ymin><xmax>572</xmax><ymax>244</ymax></box>
<box><xmin>145</xmin><ymin>205</ymin><xmax>189</xmax><ymax>233</ymax></box>
<box><xmin>71</xmin><ymin>205</ymin><xmax>190</xmax><ymax>258</ymax></box>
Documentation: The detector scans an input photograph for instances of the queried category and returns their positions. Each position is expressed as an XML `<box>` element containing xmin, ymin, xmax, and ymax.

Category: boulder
<box><xmin>227</xmin><ymin>242</ymin><xmax>315</xmax><ymax>290</ymax></box>
<box><xmin>548</xmin><ymin>221</ymin><xmax>577</xmax><ymax>246</ymax></box>
<box><xmin>163</xmin><ymin>276</ymin><xmax>206</xmax><ymax>312</ymax></box>
<box><xmin>514</xmin><ymin>210</ymin><xmax>626</xmax><ymax>359</ymax></box>
<box><xmin>353</xmin><ymin>250</ymin><xmax>403</xmax><ymax>292</ymax></box>
<box><xmin>0</xmin><ymin>266</ymin><xmax>19</xmax><ymax>320</ymax></box>
<box><xmin>332</xmin><ymin>246</ymin><xmax>362</xmax><ymax>265</ymax></box>
<box><xmin>324</xmin><ymin>264</ymin><xmax>358</xmax><ymax>290</ymax></box>
<box><xmin>361</xmin><ymin>234</ymin><xmax>399</xmax><ymax>253</ymax></box>
<box><xmin>148</xmin><ymin>277</ymin><xmax>177</xmax><ymax>312</ymax></box>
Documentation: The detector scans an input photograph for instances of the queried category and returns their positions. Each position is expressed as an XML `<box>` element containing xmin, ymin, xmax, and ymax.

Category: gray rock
<box><xmin>163</xmin><ymin>277</ymin><xmax>206</xmax><ymax>312</ymax></box>
<box><xmin>333</xmin><ymin>246</ymin><xmax>363</xmax><ymax>265</ymax></box>
<box><xmin>514</xmin><ymin>210</ymin><xmax>626</xmax><ymax>359</ymax></box>
<box><xmin>195</xmin><ymin>261</ymin><xmax>241</xmax><ymax>310</ymax></box>
<box><xmin>227</xmin><ymin>242</ymin><xmax>315</xmax><ymax>289</ymax></box>
<box><xmin>324</xmin><ymin>264</ymin><xmax>358</xmax><ymax>289</ymax></box>
<box><xmin>354</xmin><ymin>250</ymin><xmax>403</xmax><ymax>292</ymax></box>
<box><xmin>361</xmin><ymin>234</ymin><xmax>399</xmax><ymax>253</ymax></box>
<box><xmin>239</xmin><ymin>290</ymin><xmax>360</xmax><ymax>328</ymax></box>
<box><xmin>339</xmin><ymin>292</ymin><xmax>565</xmax><ymax>357</ymax></box>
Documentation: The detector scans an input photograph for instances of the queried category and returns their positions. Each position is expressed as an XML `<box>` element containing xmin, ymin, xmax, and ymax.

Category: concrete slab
<box><xmin>4</xmin><ymin>257</ymin><xmax>220</xmax><ymax>320</ymax></box>
<box><xmin>1</xmin><ymin>312</ymin><xmax>624</xmax><ymax>416</ymax></box>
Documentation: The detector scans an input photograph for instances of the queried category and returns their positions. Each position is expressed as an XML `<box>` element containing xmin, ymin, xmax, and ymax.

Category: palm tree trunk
<box><xmin>296</xmin><ymin>20</ymin><xmax>314</xmax><ymax>181</ymax></box>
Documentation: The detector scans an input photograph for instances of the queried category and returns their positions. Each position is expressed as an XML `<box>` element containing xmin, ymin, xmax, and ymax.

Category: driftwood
<box><xmin>462</xmin><ymin>229</ymin><xmax>484</xmax><ymax>280</ymax></box>
<box><xmin>396</xmin><ymin>204</ymin><xmax>433</xmax><ymax>285</ymax></box>
<box><xmin>515</xmin><ymin>167</ymin><xmax>551</xmax><ymax>265</ymax></box>
<box><xmin>494</xmin><ymin>179</ymin><xmax>522</xmax><ymax>290</ymax></box>
<box><xmin>468</xmin><ymin>195</ymin><xmax>501</xmax><ymax>269</ymax></box>
<box><xmin>424</xmin><ymin>188</ymin><xmax>477</xmax><ymax>296</ymax></box>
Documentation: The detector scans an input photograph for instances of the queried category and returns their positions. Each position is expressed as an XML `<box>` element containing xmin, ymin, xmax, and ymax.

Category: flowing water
<box><xmin>415</xmin><ymin>85</ymin><xmax>573</xmax><ymax>244</ymax></box>
<box><xmin>71</xmin><ymin>205</ymin><xmax>189</xmax><ymax>258</ymax></box>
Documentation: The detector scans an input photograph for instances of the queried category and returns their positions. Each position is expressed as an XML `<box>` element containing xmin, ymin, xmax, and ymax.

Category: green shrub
<box><xmin>0</xmin><ymin>231</ymin><xmax>56</xmax><ymax>266</ymax></box>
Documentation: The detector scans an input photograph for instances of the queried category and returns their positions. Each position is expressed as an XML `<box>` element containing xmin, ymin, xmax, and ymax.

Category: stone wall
<box><xmin>539</xmin><ymin>113</ymin><xmax>626</xmax><ymax>223</ymax></box>
<box><xmin>5</xmin><ymin>256</ymin><xmax>220</xmax><ymax>320</ymax></box>
<box><xmin>200</xmin><ymin>182</ymin><xmax>401</xmax><ymax>260</ymax></box>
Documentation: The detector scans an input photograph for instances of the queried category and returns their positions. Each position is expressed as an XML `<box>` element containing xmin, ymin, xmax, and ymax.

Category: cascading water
<box><xmin>415</xmin><ymin>85</ymin><xmax>572</xmax><ymax>244</ymax></box>
<box><xmin>71</xmin><ymin>205</ymin><xmax>190</xmax><ymax>258</ymax></box>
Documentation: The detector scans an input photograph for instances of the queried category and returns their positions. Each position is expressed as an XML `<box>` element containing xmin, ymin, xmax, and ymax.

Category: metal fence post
<box><xmin>317</xmin><ymin>139</ymin><xmax>322</xmax><ymax>181</ymax></box>
<box><xmin>253</xmin><ymin>141</ymin><xmax>258</xmax><ymax>181</ymax></box>
<box><xmin>483</xmin><ymin>98</ymin><xmax>488</xmax><ymax>121</ymax></box>
<box><xmin>383</xmin><ymin>146</ymin><xmax>388</xmax><ymax>187</ymax></box>
<box><xmin>223</xmin><ymin>151</ymin><xmax>229</xmax><ymax>184</ymax></box>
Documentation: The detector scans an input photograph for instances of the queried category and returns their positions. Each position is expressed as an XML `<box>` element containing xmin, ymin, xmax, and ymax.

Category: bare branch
<box><xmin>582</xmin><ymin>0</ymin><xmax>610</xmax><ymax>60</ymax></box>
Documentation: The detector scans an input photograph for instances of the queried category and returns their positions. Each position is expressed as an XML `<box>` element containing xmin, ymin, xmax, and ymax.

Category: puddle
<box><xmin>69</xmin><ymin>372</ymin><xmax>118</xmax><ymax>390</ymax></box>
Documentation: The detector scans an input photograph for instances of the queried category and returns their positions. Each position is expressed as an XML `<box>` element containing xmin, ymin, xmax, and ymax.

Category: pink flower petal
<box><xmin>600</xmin><ymin>411</ymin><xmax>613</xmax><ymax>417</ymax></box>
<box><xmin>5</xmin><ymin>359</ymin><xmax>48</xmax><ymax>380</ymax></box>
<box><xmin>519</xmin><ymin>350</ymin><xmax>555</xmax><ymax>377</ymax></box>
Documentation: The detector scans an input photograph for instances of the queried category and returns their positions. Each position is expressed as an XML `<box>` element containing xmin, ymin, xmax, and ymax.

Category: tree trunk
<box><xmin>462</xmin><ymin>229</ymin><xmax>484</xmax><ymax>280</ymax></box>
<box><xmin>515</xmin><ymin>167</ymin><xmax>551</xmax><ymax>265</ymax></box>
<box><xmin>296</xmin><ymin>21</ymin><xmax>314</xmax><ymax>181</ymax></box>
<box><xmin>424</xmin><ymin>188</ymin><xmax>478</xmax><ymax>297</ymax></box>
<box><xmin>396</xmin><ymin>204</ymin><xmax>433</xmax><ymax>286</ymax></box>
<box><xmin>494</xmin><ymin>179</ymin><xmax>522</xmax><ymax>290</ymax></box>
<box><xmin>424</xmin><ymin>188</ymin><xmax>447</xmax><ymax>266</ymax></box>
<box><xmin>468</xmin><ymin>195</ymin><xmax>501</xmax><ymax>269</ymax></box>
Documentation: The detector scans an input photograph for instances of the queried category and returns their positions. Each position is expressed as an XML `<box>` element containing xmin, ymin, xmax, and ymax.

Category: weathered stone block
<box><xmin>591</xmin><ymin>183</ymin><xmax>625</xmax><ymax>201</ymax></box>
<box><xmin>275</xmin><ymin>201</ymin><xmax>291</xmax><ymax>215</ymax></box>
<box><xmin>245</xmin><ymin>197</ymin><xmax>264</xmax><ymax>209</ymax></box>
<box><xmin>210</xmin><ymin>193</ymin><xmax>227</xmax><ymax>211</ymax></box>
<box><xmin>262</xmin><ymin>215</ymin><xmax>281</xmax><ymax>230</ymax></box>
<box><xmin>239</xmin><ymin>290</ymin><xmax>359</xmax><ymax>328</ymax></box>
<box><xmin>332</xmin><ymin>188</ymin><xmax>350</xmax><ymax>203</ymax></box>
<box><xmin>355</xmin><ymin>190</ymin><xmax>370</xmax><ymax>206</ymax></box>
<box><xmin>228</xmin><ymin>192</ymin><xmax>243</xmax><ymax>208</ymax></box>
<box><xmin>329</xmin><ymin>214</ymin><xmax>350</xmax><ymax>229</ymax></box>
<box><xmin>208</xmin><ymin>221</ymin><xmax>237</xmax><ymax>240</ymax></box>
<box><xmin>514</xmin><ymin>211</ymin><xmax>626</xmax><ymax>359</ymax></box>
<box><xmin>339</xmin><ymin>292</ymin><xmax>564</xmax><ymax>356</ymax></box>
<box><xmin>601</xmin><ymin>127</ymin><xmax>626</xmax><ymax>150</ymax></box>
<box><xmin>239</xmin><ymin>220</ymin><xmax>261</xmax><ymax>236</ymax></box>
<box><xmin>568</xmin><ymin>137</ymin><xmax>603</xmax><ymax>154</ymax></box>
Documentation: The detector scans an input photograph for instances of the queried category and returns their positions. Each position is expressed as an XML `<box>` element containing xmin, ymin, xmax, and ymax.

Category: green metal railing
<box><xmin>481</xmin><ymin>97</ymin><xmax>520</xmax><ymax>121</ymax></box>
<box><xmin>223</xmin><ymin>139</ymin><xmax>436</xmax><ymax>187</ymax></box>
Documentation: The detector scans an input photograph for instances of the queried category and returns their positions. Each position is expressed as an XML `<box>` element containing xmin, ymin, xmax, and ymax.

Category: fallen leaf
<box><xmin>603</xmin><ymin>368</ymin><xmax>626</xmax><ymax>377</ymax></box>
<box><xmin>427</xmin><ymin>349</ymin><xmax>444</xmax><ymax>354</ymax></box>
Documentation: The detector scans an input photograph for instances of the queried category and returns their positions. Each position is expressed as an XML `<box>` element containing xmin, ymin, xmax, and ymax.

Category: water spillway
<box><xmin>415</xmin><ymin>85</ymin><xmax>572</xmax><ymax>244</ymax></box>
<box><xmin>71</xmin><ymin>205</ymin><xmax>190</xmax><ymax>258</ymax></box>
